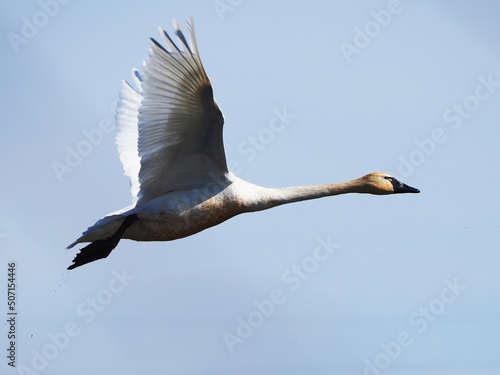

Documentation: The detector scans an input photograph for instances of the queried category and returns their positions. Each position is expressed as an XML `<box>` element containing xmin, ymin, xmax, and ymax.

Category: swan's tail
<box><xmin>67</xmin><ymin>214</ymin><xmax>138</xmax><ymax>270</ymax></box>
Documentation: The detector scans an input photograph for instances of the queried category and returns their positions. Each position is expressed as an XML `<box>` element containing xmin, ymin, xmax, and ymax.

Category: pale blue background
<box><xmin>1</xmin><ymin>1</ymin><xmax>499</xmax><ymax>374</ymax></box>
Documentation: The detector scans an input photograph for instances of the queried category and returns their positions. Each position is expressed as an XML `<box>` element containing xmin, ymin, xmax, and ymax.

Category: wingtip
<box><xmin>170</xmin><ymin>18</ymin><xmax>191</xmax><ymax>54</ymax></box>
<box><xmin>132</xmin><ymin>68</ymin><xmax>142</xmax><ymax>85</ymax></box>
<box><xmin>186</xmin><ymin>16</ymin><xmax>195</xmax><ymax>31</ymax></box>
<box><xmin>172</xmin><ymin>18</ymin><xmax>181</xmax><ymax>32</ymax></box>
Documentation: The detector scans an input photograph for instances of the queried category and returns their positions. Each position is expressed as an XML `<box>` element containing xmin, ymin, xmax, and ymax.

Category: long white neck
<box><xmin>235</xmin><ymin>177</ymin><xmax>368</xmax><ymax>213</ymax></box>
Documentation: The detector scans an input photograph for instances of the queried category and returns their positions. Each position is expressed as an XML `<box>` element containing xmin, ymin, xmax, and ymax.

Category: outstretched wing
<box><xmin>116</xmin><ymin>70</ymin><xmax>142</xmax><ymax>204</ymax></box>
<box><xmin>115</xmin><ymin>18</ymin><xmax>227</xmax><ymax>206</ymax></box>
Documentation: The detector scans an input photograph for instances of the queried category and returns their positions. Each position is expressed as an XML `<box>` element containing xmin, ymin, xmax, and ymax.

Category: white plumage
<box><xmin>67</xmin><ymin>18</ymin><xmax>419</xmax><ymax>270</ymax></box>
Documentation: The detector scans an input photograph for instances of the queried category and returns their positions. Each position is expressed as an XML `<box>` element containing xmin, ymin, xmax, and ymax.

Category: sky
<box><xmin>1</xmin><ymin>0</ymin><xmax>499</xmax><ymax>374</ymax></box>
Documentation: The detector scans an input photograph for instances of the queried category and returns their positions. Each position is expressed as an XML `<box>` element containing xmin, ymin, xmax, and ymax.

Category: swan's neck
<box><xmin>242</xmin><ymin>178</ymin><xmax>367</xmax><ymax>212</ymax></box>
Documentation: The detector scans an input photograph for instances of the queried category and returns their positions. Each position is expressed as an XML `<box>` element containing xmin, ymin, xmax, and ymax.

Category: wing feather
<box><xmin>115</xmin><ymin>71</ymin><xmax>142</xmax><ymax>203</ymax></box>
<box><xmin>115</xmin><ymin>18</ymin><xmax>227</xmax><ymax>206</ymax></box>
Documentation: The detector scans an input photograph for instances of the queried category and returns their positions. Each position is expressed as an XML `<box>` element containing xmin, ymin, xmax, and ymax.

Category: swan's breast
<box><xmin>123</xmin><ymin>183</ymin><xmax>249</xmax><ymax>242</ymax></box>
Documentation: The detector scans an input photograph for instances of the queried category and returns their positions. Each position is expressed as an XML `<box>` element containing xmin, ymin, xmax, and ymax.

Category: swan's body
<box><xmin>67</xmin><ymin>19</ymin><xmax>419</xmax><ymax>270</ymax></box>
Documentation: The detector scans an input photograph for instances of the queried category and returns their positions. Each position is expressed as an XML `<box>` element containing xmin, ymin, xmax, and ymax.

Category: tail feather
<box><xmin>67</xmin><ymin>215</ymin><xmax>138</xmax><ymax>270</ymax></box>
<box><xmin>67</xmin><ymin>205</ymin><xmax>135</xmax><ymax>249</ymax></box>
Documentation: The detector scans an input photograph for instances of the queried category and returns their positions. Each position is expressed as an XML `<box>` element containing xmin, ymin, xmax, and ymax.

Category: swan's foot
<box><xmin>67</xmin><ymin>214</ymin><xmax>138</xmax><ymax>270</ymax></box>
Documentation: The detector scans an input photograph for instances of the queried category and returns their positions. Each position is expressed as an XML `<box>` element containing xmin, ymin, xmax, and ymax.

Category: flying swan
<box><xmin>67</xmin><ymin>18</ymin><xmax>419</xmax><ymax>270</ymax></box>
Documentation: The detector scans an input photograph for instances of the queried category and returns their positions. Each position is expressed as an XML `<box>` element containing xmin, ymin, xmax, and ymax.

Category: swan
<box><xmin>67</xmin><ymin>18</ymin><xmax>419</xmax><ymax>270</ymax></box>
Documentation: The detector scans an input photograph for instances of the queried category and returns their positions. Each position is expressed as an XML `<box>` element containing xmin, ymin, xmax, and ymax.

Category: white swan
<box><xmin>67</xmin><ymin>18</ymin><xmax>419</xmax><ymax>270</ymax></box>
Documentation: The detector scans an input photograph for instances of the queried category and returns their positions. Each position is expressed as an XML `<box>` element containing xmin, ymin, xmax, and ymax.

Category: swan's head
<box><xmin>361</xmin><ymin>172</ymin><xmax>420</xmax><ymax>195</ymax></box>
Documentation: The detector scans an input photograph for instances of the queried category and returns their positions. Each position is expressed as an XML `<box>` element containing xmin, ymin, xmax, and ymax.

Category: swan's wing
<box><xmin>116</xmin><ymin>18</ymin><xmax>227</xmax><ymax>205</ymax></box>
<box><xmin>116</xmin><ymin>70</ymin><xmax>142</xmax><ymax>204</ymax></box>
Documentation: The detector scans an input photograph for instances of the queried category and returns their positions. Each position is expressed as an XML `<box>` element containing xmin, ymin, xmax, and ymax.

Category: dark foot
<box><xmin>67</xmin><ymin>214</ymin><xmax>138</xmax><ymax>270</ymax></box>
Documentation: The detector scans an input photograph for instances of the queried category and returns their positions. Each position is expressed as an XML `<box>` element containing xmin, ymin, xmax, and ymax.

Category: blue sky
<box><xmin>1</xmin><ymin>1</ymin><xmax>499</xmax><ymax>374</ymax></box>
